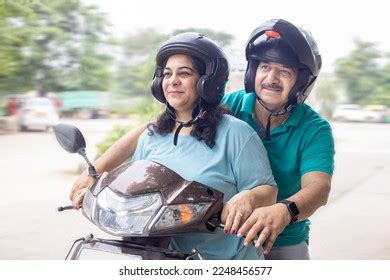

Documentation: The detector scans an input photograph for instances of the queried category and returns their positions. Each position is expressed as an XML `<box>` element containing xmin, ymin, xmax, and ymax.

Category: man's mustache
<box><xmin>262</xmin><ymin>83</ymin><xmax>283</xmax><ymax>91</ymax></box>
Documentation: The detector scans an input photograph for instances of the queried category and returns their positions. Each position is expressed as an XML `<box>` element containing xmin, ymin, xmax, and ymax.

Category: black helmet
<box><xmin>244</xmin><ymin>19</ymin><xmax>322</xmax><ymax>105</ymax></box>
<box><xmin>151</xmin><ymin>32</ymin><xmax>229</xmax><ymax>105</ymax></box>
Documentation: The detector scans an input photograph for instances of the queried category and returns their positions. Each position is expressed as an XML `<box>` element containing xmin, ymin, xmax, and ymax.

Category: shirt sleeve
<box><xmin>233</xmin><ymin>132</ymin><xmax>277</xmax><ymax>192</ymax></box>
<box><xmin>300</xmin><ymin>124</ymin><xmax>335</xmax><ymax>176</ymax></box>
<box><xmin>131</xmin><ymin>130</ymin><xmax>148</xmax><ymax>162</ymax></box>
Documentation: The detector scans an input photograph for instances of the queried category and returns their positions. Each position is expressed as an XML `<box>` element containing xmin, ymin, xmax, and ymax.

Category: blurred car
<box><xmin>17</xmin><ymin>97</ymin><xmax>59</xmax><ymax>131</ymax></box>
<box><xmin>332</xmin><ymin>104</ymin><xmax>383</xmax><ymax>122</ymax></box>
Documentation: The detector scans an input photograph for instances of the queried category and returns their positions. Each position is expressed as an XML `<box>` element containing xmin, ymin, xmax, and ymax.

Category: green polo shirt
<box><xmin>222</xmin><ymin>89</ymin><xmax>335</xmax><ymax>247</ymax></box>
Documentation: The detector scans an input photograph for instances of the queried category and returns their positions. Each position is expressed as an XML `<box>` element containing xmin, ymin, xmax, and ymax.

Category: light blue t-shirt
<box><xmin>132</xmin><ymin>114</ymin><xmax>276</xmax><ymax>260</ymax></box>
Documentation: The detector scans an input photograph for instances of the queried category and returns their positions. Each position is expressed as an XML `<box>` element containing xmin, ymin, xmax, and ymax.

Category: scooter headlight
<box><xmin>89</xmin><ymin>187</ymin><xmax>163</xmax><ymax>236</ymax></box>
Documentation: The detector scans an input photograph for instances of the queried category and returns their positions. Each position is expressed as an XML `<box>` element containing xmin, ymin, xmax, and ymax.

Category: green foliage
<box><xmin>122</xmin><ymin>28</ymin><xmax>168</xmax><ymax>57</ymax></box>
<box><xmin>362</xmin><ymin>87</ymin><xmax>390</xmax><ymax>105</ymax></box>
<box><xmin>0</xmin><ymin>2</ymin><xmax>35</xmax><ymax>94</ymax></box>
<box><xmin>131</xmin><ymin>97</ymin><xmax>164</xmax><ymax>122</ymax></box>
<box><xmin>335</xmin><ymin>39</ymin><xmax>390</xmax><ymax>106</ymax></box>
<box><xmin>113</xmin><ymin>29</ymin><xmax>168</xmax><ymax>97</ymax></box>
<box><xmin>114</xmin><ymin>55</ymin><xmax>156</xmax><ymax>97</ymax></box>
<box><xmin>97</xmin><ymin>97</ymin><xmax>163</xmax><ymax>154</ymax></box>
<box><xmin>0</xmin><ymin>0</ymin><xmax>113</xmax><ymax>97</ymax></box>
<box><xmin>363</xmin><ymin>61</ymin><xmax>390</xmax><ymax>105</ymax></box>
<box><xmin>96</xmin><ymin>124</ymin><xmax>133</xmax><ymax>155</ymax></box>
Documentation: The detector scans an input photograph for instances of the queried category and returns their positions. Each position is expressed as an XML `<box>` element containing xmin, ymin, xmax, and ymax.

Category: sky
<box><xmin>84</xmin><ymin>0</ymin><xmax>390</xmax><ymax>72</ymax></box>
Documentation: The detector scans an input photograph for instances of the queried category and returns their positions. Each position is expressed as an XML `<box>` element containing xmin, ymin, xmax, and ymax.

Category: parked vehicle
<box><xmin>332</xmin><ymin>104</ymin><xmax>383</xmax><ymax>122</ymax></box>
<box><xmin>54</xmin><ymin>124</ymin><xmax>224</xmax><ymax>260</ymax></box>
<box><xmin>17</xmin><ymin>97</ymin><xmax>59</xmax><ymax>131</ymax></box>
<box><xmin>58</xmin><ymin>91</ymin><xmax>110</xmax><ymax>119</ymax></box>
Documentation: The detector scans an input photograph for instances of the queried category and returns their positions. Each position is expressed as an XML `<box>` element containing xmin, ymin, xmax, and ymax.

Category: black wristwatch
<box><xmin>279</xmin><ymin>199</ymin><xmax>300</xmax><ymax>224</ymax></box>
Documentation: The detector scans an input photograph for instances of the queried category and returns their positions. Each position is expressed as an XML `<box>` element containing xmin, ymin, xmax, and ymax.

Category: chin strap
<box><xmin>165</xmin><ymin>101</ymin><xmax>208</xmax><ymax>146</ymax></box>
<box><xmin>264</xmin><ymin>113</ymin><xmax>272</xmax><ymax>141</ymax></box>
<box><xmin>255</xmin><ymin>95</ymin><xmax>295</xmax><ymax>140</ymax></box>
<box><xmin>173</xmin><ymin>109</ymin><xmax>207</xmax><ymax>145</ymax></box>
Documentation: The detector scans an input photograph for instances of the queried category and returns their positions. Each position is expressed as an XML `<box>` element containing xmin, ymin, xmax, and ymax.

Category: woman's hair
<box><xmin>147</xmin><ymin>54</ymin><xmax>230</xmax><ymax>148</ymax></box>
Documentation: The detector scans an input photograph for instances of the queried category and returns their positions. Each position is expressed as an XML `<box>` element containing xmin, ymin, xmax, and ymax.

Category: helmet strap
<box><xmin>255</xmin><ymin>95</ymin><xmax>290</xmax><ymax>116</ymax></box>
<box><xmin>165</xmin><ymin>102</ymin><xmax>177</xmax><ymax>120</ymax></box>
<box><xmin>255</xmin><ymin>95</ymin><xmax>295</xmax><ymax>140</ymax></box>
<box><xmin>172</xmin><ymin>108</ymin><xmax>207</xmax><ymax>146</ymax></box>
<box><xmin>264</xmin><ymin>113</ymin><xmax>272</xmax><ymax>141</ymax></box>
<box><xmin>166</xmin><ymin>100</ymin><xmax>208</xmax><ymax>146</ymax></box>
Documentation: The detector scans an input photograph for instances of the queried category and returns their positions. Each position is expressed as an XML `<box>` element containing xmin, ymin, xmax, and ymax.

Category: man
<box><xmin>222</xmin><ymin>19</ymin><xmax>334</xmax><ymax>259</ymax></box>
<box><xmin>70</xmin><ymin>19</ymin><xmax>334</xmax><ymax>260</ymax></box>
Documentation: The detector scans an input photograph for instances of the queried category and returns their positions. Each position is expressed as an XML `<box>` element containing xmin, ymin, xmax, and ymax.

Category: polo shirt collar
<box><xmin>242</xmin><ymin>93</ymin><xmax>305</xmax><ymax>126</ymax></box>
<box><xmin>241</xmin><ymin>92</ymin><xmax>256</xmax><ymax>115</ymax></box>
<box><xmin>269</xmin><ymin>104</ymin><xmax>305</xmax><ymax>136</ymax></box>
<box><xmin>283</xmin><ymin>104</ymin><xmax>305</xmax><ymax>128</ymax></box>
<box><xmin>240</xmin><ymin>92</ymin><xmax>306</xmax><ymax>134</ymax></box>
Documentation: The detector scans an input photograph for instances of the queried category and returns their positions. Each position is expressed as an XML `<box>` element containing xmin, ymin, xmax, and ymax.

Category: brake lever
<box><xmin>206</xmin><ymin>217</ymin><xmax>258</xmax><ymax>246</ymax></box>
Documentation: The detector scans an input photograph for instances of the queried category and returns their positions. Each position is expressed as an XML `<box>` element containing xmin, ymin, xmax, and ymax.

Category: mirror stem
<box><xmin>78</xmin><ymin>148</ymin><xmax>98</xmax><ymax>179</ymax></box>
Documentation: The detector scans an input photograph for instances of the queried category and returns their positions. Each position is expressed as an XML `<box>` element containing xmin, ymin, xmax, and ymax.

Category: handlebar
<box><xmin>57</xmin><ymin>205</ymin><xmax>79</xmax><ymax>212</ymax></box>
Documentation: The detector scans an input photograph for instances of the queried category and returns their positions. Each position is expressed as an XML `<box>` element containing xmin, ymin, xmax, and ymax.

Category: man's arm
<box><xmin>69</xmin><ymin>123</ymin><xmax>147</xmax><ymax>208</ymax></box>
<box><xmin>287</xmin><ymin>171</ymin><xmax>331</xmax><ymax>221</ymax></box>
<box><xmin>238</xmin><ymin>171</ymin><xmax>331</xmax><ymax>253</ymax></box>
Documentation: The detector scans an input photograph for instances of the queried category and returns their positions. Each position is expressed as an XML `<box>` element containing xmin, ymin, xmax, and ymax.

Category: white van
<box><xmin>332</xmin><ymin>104</ymin><xmax>383</xmax><ymax>122</ymax></box>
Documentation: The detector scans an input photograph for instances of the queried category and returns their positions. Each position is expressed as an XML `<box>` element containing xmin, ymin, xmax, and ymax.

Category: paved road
<box><xmin>0</xmin><ymin>119</ymin><xmax>389</xmax><ymax>259</ymax></box>
<box><xmin>310</xmin><ymin>122</ymin><xmax>390</xmax><ymax>259</ymax></box>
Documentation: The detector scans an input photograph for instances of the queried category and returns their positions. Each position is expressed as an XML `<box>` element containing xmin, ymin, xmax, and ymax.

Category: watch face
<box><xmin>289</xmin><ymin>201</ymin><xmax>300</xmax><ymax>216</ymax></box>
<box><xmin>279</xmin><ymin>200</ymin><xmax>299</xmax><ymax>224</ymax></box>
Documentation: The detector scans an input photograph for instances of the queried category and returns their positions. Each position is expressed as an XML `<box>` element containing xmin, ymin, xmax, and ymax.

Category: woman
<box><xmin>130</xmin><ymin>32</ymin><xmax>277</xmax><ymax>259</ymax></box>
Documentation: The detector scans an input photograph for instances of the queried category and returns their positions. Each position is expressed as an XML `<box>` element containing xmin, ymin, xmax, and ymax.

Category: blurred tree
<box><xmin>362</xmin><ymin>56</ymin><xmax>390</xmax><ymax>106</ymax></box>
<box><xmin>114</xmin><ymin>28</ymin><xmax>233</xmax><ymax>97</ymax></box>
<box><xmin>0</xmin><ymin>0</ymin><xmax>112</xmax><ymax>97</ymax></box>
<box><xmin>0</xmin><ymin>2</ymin><xmax>35</xmax><ymax>95</ymax></box>
<box><xmin>113</xmin><ymin>29</ymin><xmax>168</xmax><ymax>97</ymax></box>
<box><xmin>122</xmin><ymin>28</ymin><xmax>168</xmax><ymax>57</ymax></box>
<box><xmin>335</xmin><ymin>39</ymin><xmax>383</xmax><ymax>104</ymax></box>
<box><xmin>315</xmin><ymin>78</ymin><xmax>338</xmax><ymax>118</ymax></box>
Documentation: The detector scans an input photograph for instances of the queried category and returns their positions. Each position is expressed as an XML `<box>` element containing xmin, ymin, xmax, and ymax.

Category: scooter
<box><xmin>54</xmin><ymin>123</ymin><xmax>224</xmax><ymax>260</ymax></box>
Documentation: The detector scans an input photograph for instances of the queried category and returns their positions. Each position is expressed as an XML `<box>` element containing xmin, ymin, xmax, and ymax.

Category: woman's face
<box><xmin>162</xmin><ymin>54</ymin><xmax>200</xmax><ymax>114</ymax></box>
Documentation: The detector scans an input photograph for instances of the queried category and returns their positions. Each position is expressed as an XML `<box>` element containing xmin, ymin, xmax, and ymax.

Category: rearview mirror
<box><xmin>54</xmin><ymin>123</ymin><xmax>86</xmax><ymax>154</ymax></box>
<box><xmin>53</xmin><ymin>123</ymin><xmax>97</xmax><ymax>178</ymax></box>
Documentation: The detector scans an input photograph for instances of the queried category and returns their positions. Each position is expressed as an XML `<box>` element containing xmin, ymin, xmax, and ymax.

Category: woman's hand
<box><xmin>237</xmin><ymin>203</ymin><xmax>290</xmax><ymax>254</ymax></box>
<box><xmin>69</xmin><ymin>170</ymin><xmax>94</xmax><ymax>209</ymax></box>
<box><xmin>221</xmin><ymin>190</ymin><xmax>255</xmax><ymax>234</ymax></box>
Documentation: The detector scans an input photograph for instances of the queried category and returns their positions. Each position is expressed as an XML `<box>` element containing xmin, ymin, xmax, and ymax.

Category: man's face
<box><xmin>254</xmin><ymin>61</ymin><xmax>298</xmax><ymax>110</ymax></box>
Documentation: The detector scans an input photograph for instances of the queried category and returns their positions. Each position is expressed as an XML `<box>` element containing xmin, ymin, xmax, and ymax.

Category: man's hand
<box><xmin>69</xmin><ymin>170</ymin><xmax>94</xmax><ymax>209</ymax></box>
<box><xmin>237</xmin><ymin>203</ymin><xmax>290</xmax><ymax>254</ymax></box>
